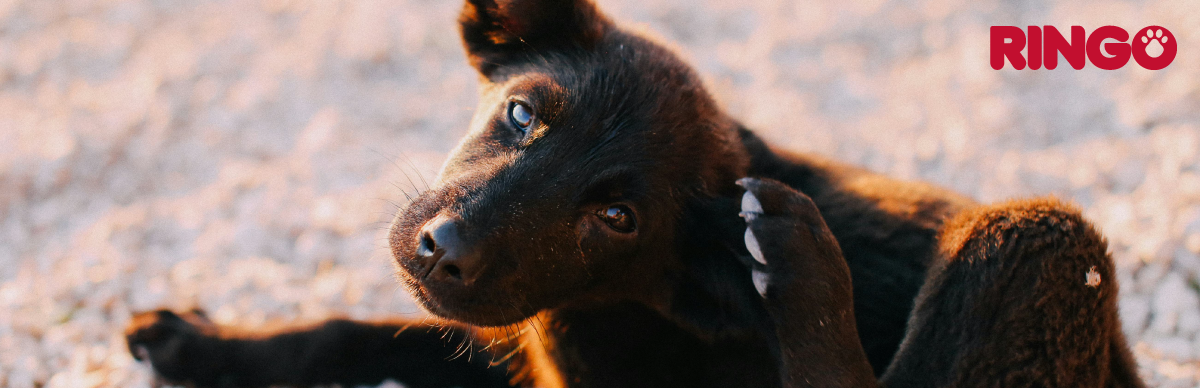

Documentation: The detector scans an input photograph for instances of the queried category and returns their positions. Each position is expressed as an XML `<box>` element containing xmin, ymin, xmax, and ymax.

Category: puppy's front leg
<box><xmin>737</xmin><ymin>178</ymin><xmax>878</xmax><ymax>388</ymax></box>
<box><xmin>125</xmin><ymin>309</ymin><xmax>514</xmax><ymax>388</ymax></box>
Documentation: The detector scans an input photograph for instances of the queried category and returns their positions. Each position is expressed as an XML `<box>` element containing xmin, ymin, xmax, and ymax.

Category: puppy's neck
<box><xmin>655</xmin><ymin>124</ymin><xmax>782</xmax><ymax>340</ymax></box>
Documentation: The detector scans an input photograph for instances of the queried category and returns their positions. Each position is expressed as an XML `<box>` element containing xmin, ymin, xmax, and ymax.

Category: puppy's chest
<box><xmin>538</xmin><ymin>302</ymin><xmax>779</xmax><ymax>388</ymax></box>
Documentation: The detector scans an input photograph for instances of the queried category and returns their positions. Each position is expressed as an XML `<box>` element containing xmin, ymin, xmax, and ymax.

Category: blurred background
<box><xmin>0</xmin><ymin>0</ymin><xmax>1198</xmax><ymax>386</ymax></box>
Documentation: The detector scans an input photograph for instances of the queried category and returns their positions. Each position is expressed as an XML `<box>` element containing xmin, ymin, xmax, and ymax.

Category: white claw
<box><xmin>752</xmin><ymin>269</ymin><xmax>770</xmax><ymax>297</ymax></box>
<box><xmin>745</xmin><ymin>228</ymin><xmax>766</xmax><ymax>265</ymax></box>
<box><xmin>741</xmin><ymin>191</ymin><xmax>764</xmax><ymax>214</ymax></box>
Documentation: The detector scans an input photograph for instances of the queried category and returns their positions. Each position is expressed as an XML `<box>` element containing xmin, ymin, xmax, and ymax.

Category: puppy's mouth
<box><xmin>401</xmin><ymin>277</ymin><xmax>538</xmax><ymax>327</ymax></box>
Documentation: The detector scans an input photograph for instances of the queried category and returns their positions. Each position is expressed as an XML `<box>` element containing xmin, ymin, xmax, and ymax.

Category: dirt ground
<box><xmin>1</xmin><ymin>0</ymin><xmax>1199</xmax><ymax>386</ymax></box>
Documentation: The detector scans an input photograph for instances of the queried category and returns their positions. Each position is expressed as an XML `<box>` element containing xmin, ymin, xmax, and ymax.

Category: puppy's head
<box><xmin>390</xmin><ymin>0</ymin><xmax>746</xmax><ymax>326</ymax></box>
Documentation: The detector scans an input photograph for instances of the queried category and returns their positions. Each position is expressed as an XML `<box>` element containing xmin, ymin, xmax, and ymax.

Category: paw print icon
<box><xmin>1141</xmin><ymin>29</ymin><xmax>1169</xmax><ymax>57</ymax></box>
<box><xmin>1132</xmin><ymin>26</ymin><xmax>1176</xmax><ymax>70</ymax></box>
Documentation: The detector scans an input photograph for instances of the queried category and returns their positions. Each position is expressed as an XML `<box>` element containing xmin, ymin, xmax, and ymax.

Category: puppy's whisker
<box><xmin>388</xmin><ymin>182</ymin><xmax>415</xmax><ymax>202</ymax></box>
<box><xmin>520</xmin><ymin>299</ymin><xmax>549</xmax><ymax>345</ymax></box>
<box><xmin>489</xmin><ymin>341</ymin><xmax>524</xmax><ymax>367</ymax></box>
<box><xmin>448</xmin><ymin>331</ymin><xmax>471</xmax><ymax>361</ymax></box>
<box><xmin>395</xmin><ymin>150</ymin><xmax>431</xmax><ymax>191</ymax></box>
<box><xmin>368</xmin><ymin>146</ymin><xmax>423</xmax><ymax>193</ymax></box>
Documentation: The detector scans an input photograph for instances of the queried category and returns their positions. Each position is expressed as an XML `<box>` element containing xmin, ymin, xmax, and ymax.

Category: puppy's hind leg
<box><xmin>881</xmin><ymin>198</ymin><xmax>1145</xmax><ymax>388</ymax></box>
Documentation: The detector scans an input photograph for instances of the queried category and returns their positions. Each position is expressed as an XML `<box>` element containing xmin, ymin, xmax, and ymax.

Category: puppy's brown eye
<box><xmin>509</xmin><ymin>101</ymin><xmax>534</xmax><ymax>133</ymax></box>
<box><xmin>597</xmin><ymin>205</ymin><xmax>636</xmax><ymax>233</ymax></box>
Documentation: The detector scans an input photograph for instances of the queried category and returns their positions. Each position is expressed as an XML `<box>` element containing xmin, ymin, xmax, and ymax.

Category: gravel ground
<box><xmin>1</xmin><ymin>0</ymin><xmax>1198</xmax><ymax>387</ymax></box>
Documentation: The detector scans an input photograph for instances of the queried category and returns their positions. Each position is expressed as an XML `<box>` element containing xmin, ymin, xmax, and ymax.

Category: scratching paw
<box><xmin>736</xmin><ymin>177</ymin><xmax>839</xmax><ymax>298</ymax></box>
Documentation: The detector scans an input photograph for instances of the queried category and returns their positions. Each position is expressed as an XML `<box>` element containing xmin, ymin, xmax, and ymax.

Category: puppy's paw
<box><xmin>736</xmin><ymin>177</ymin><xmax>839</xmax><ymax>298</ymax></box>
<box><xmin>125</xmin><ymin>309</ymin><xmax>219</xmax><ymax>384</ymax></box>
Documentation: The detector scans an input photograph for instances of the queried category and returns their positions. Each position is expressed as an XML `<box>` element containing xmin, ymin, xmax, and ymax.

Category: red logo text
<box><xmin>991</xmin><ymin>26</ymin><xmax>1176</xmax><ymax>70</ymax></box>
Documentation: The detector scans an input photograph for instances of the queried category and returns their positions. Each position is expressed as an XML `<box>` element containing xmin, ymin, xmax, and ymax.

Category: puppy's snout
<box><xmin>417</xmin><ymin>215</ymin><xmax>483</xmax><ymax>285</ymax></box>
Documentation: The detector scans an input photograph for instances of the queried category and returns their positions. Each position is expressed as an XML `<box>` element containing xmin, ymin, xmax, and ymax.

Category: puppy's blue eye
<box><xmin>509</xmin><ymin>101</ymin><xmax>534</xmax><ymax>132</ymax></box>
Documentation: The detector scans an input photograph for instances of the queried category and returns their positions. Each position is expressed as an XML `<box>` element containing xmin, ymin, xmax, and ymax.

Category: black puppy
<box><xmin>127</xmin><ymin>0</ymin><xmax>1146</xmax><ymax>387</ymax></box>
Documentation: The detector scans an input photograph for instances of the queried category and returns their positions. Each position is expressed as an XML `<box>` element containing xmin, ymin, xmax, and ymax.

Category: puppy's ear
<box><xmin>459</xmin><ymin>0</ymin><xmax>610</xmax><ymax>77</ymax></box>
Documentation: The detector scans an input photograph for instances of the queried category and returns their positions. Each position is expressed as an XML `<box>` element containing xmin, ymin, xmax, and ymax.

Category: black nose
<box><xmin>416</xmin><ymin>216</ymin><xmax>483</xmax><ymax>284</ymax></box>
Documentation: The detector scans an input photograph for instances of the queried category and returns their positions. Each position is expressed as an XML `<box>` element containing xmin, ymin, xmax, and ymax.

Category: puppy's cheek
<box><xmin>576</xmin><ymin>216</ymin><xmax>608</xmax><ymax>254</ymax></box>
<box><xmin>576</xmin><ymin>211</ymin><xmax>607</xmax><ymax>236</ymax></box>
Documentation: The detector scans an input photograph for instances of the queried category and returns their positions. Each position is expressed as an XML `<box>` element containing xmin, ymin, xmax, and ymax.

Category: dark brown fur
<box><xmin>126</xmin><ymin>1</ymin><xmax>1146</xmax><ymax>387</ymax></box>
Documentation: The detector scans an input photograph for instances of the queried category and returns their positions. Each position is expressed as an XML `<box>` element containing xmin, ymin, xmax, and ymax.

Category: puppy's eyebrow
<box><xmin>575</xmin><ymin>168</ymin><xmax>643</xmax><ymax>204</ymax></box>
<box><xmin>573</xmin><ymin>112</ymin><xmax>626</xmax><ymax>156</ymax></box>
<box><xmin>514</xmin><ymin>84</ymin><xmax>568</xmax><ymax>145</ymax></box>
<box><xmin>530</xmin><ymin>84</ymin><xmax>569</xmax><ymax>121</ymax></box>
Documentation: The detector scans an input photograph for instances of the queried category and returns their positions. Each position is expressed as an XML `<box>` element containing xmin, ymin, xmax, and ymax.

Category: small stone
<box><xmin>1086</xmin><ymin>266</ymin><xmax>1102</xmax><ymax>287</ymax></box>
